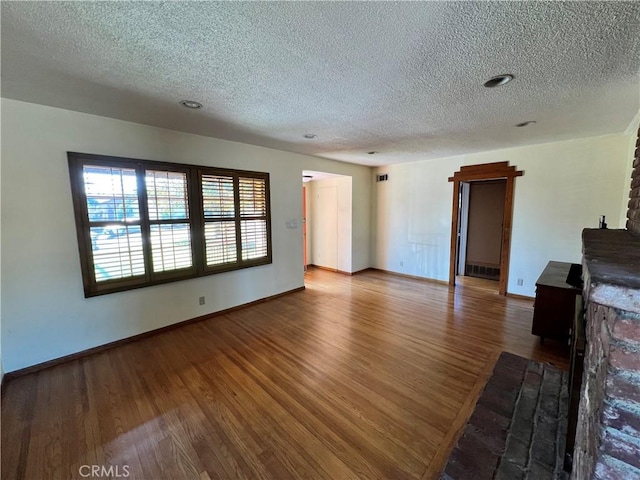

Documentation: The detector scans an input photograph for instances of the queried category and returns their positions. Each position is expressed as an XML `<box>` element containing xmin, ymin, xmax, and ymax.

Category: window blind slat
<box><xmin>90</xmin><ymin>225</ymin><xmax>145</xmax><ymax>282</ymax></box>
<box><xmin>146</xmin><ymin>170</ymin><xmax>189</xmax><ymax>220</ymax></box>
<box><xmin>241</xmin><ymin>219</ymin><xmax>268</xmax><ymax>260</ymax></box>
<box><xmin>202</xmin><ymin>175</ymin><xmax>235</xmax><ymax>218</ymax></box>
<box><xmin>204</xmin><ymin>221</ymin><xmax>237</xmax><ymax>265</ymax></box>
<box><xmin>239</xmin><ymin>177</ymin><xmax>266</xmax><ymax>217</ymax></box>
<box><xmin>150</xmin><ymin>224</ymin><xmax>193</xmax><ymax>272</ymax></box>
<box><xmin>146</xmin><ymin>170</ymin><xmax>193</xmax><ymax>274</ymax></box>
<box><xmin>83</xmin><ymin>165</ymin><xmax>140</xmax><ymax>222</ymax></box>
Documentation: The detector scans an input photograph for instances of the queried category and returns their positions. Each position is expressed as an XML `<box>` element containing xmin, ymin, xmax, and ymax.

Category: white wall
<box><xmin>1</xmin><ymin>99</ymin><xmax>372</xmax><ymax>372</ymax></box>
<box><xmin>373</xmin><ymin>133</ymin><xmax>632</xmax><ymax>297</ymax></box>
<box><xmin>308</xmin><ymin>176</ymin><xmax>353</xmax><ymax>272</ymax></box>
<box><xmin>0</xmin><ymin>97</ymin><xmax>3</xmax><ymax>385</ymax></box>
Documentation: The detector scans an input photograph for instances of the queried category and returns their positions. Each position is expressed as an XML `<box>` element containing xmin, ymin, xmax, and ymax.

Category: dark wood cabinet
<box><xmin>532</xmin><ymin>261</ymin><xmax>582</xmax><ymax>344</ymax></box>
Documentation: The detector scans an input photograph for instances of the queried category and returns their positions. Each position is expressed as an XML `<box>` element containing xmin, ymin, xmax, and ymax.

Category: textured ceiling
<box><xmin>2</xmin><ymin>1</ymin><xmax>640</xmax><ymax>166</ymax></box>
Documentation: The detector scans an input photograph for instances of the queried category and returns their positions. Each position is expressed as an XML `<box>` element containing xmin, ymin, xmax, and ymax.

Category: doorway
<box><xmin>457</xmin><ymin>180</ymin><xmax>507</xmax><ymax>290</ymax></box>
<box><xmin>303</xmin><ymin>185</ymin><xmax>308</xmax><ymax>271</ymax></box>
<box><xmin>448</xmin><ymin>162</ymin><xmax>523</xmax><ymax>295</ymax></box>
<box><xmin>302</xmin><ymin>170</ymin><xmax>352</xmax><ymax>276</ymax></box>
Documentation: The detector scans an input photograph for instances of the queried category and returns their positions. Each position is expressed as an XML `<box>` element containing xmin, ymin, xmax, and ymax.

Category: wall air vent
<box><xmin>465</xmin><ymin>264</ymin><xmax>500</xmax><ymax>281</ymax></box>
<box><xmin>376</xmin><ymin>174</ymin><xmax>389</xmax><ymax>182</ymax></box>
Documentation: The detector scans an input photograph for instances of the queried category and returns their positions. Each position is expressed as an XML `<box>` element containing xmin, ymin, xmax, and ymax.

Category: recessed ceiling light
<box><xmin>368</xmin><ymin>151</ymin><xmax>378</xmax><ymax>155</ymax></box>
<box><xmin>179</xmin><ymin>100</ymin><xmax>202</xmax><ymax>109</ymax></box>
<box><xmin>303</xmin><ymin>175</ymin><xmax>313</xmax><ymax>182</ymax></box>
<box><xmin>515</xmin><ymin>120</ymin><xmax>536</xmax><ymax>127</ymax></box>
<box><xmin>484</xmin><ymin>74</ymin><xmax>514</xmax><ymax>88</ymax></box>
<box><xmin>303</xmin><ymin>133</ymin><xmax>317</xmax><ymax>139</ymax></box>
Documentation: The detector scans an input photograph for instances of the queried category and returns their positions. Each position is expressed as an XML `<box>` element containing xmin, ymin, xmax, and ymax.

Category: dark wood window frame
<box><xmin>68</xmin><ymin>152</ymin><xmax>272</xmax><ymax>297</ymax></box>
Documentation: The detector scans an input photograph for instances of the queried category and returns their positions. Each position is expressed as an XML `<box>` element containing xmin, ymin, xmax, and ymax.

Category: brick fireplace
<box><xmin>628</xmin><ymin>128</ymin><xmax>640</xmax><ymax>235</ymax></box>
<box><xmin>572</xmin><ymin>128</ymin><xmax>640</xmax><ymax>479</ymax></box>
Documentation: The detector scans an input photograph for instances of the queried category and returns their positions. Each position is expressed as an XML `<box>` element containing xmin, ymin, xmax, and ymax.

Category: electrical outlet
<box><xmin>199</xmin><ymin>296</ymin><xmax>205</xmax><ymax>305</ymax></box>
<box><xmin>517</xmin><ymin>278</ymin><xmax>524</xmax><ymax>286</ymax></box>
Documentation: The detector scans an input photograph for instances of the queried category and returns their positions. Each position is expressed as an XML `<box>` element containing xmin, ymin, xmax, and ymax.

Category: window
<box><xmin>68</xmin><ymin>152</ymin><xmax>272</xmax><ymax>297</ymax></box>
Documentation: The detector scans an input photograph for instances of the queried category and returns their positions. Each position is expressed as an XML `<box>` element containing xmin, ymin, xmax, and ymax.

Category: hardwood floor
<box><xmin>454</xmin><ymin>275</ymin><xmax>500</xmax><ymax>293</ymax></box>
<box><xmin>1</xmin><ymin>268</ymin><xmax>569</xmax><ymax>480</ymax></box>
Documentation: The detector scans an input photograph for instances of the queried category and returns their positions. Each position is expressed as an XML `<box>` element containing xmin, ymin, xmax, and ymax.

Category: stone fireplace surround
<box><xmin>571</xmin><ymin>128</ymin><xmax>640</xmax><ymax>479</ymax></box>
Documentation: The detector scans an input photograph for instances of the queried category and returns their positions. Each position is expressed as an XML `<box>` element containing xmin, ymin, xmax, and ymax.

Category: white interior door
<box><xmin>314</xmin><ymin>186</ymin><xmax>338</xmax><ymax>269</ymax></box>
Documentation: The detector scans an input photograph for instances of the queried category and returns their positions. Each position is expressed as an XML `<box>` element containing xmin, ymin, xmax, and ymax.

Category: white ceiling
<box><xmin>2</xmin><ymin>2</ymin><xmax>640</xmax><ymax>167</ymax></box>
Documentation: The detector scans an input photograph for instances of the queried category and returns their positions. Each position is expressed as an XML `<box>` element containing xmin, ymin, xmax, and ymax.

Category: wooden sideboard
<box><xmin>532</xmin><ymin>261</ymin><xmax>582</xmax><ymax>345</ymax></box>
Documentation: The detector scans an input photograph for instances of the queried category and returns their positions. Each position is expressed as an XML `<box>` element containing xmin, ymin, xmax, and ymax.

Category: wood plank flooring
<box><xmin>1</xmin><ymin>268</ymin><xmax>569</xmax><ymax>480</ymax></box>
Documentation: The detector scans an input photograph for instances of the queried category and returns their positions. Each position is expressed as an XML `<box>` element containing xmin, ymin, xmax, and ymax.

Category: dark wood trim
<box><xmin>68</xmin><ymin>151</ymin><xmax>271</xmax><ymax>178</ymax></box>
<box><xmin>499</xmin><ymin>176</ymin><xmax>515</xmax><ymax>295</ymax></box>
<box><xmin>307</xmin><ymin>264</ymin><xmax>339</xmax><ymax>273</ymax></box>
<box><xmin>370</xmin><ymin>268</ymin><xmax>448</xmax><ymax>285</ymax></box>
<box><xmin>506</xmin><ymin>292</ymin><xmax>535</xmax><ymax>302</ymax></box>
<box><xmin>138</xmin><ymin>163</ymin><xmax>155</xmax><ymax>283</ymax></box>
<box><xmin>308</xmin><ymin>264</ymin><xmax>353</xmax><ymax>275</ymax></box>
<box><xmin>448</xmin><ymin>162</ymin><xmax>524</xmax><ymax>296</ymax></box>
<box><xmin>3</xmin><ymin>286</ymin><xmax>305</xmax><ymax>382</ymax></box>
<box><xmin>306</xmin><ymin>265</ymin><xmax>372</xmax><ymax>276</ymax></box>
<box><xmin>336</xmin><ymin>269</ymin><xmax>353</xmax><ymax>276</ymax></box>
<box><xmin>67</xmin><ymin>152</ymin><xmax>273</xmax><ymax>297</ymax></box>
<box><xmin>448</xmin><ymin>162</ymin><xmax>523</xmax><ymax>182</ymax></box>
<box><xmin>449</xmin><ymin>180</ymin><xmax>460</xmax><ymax>287</ymax></box>
<box><xmin>350</xmin><ymin>268</ymin><xmax>371</xmax><ymax>275</ymax></box>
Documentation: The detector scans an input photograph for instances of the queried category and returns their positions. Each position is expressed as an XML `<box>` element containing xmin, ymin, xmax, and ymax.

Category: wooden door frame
<box><xmin>448</xmin><ymin>162</ymin><xmax>523</xmax><ymax>295</ymax></box>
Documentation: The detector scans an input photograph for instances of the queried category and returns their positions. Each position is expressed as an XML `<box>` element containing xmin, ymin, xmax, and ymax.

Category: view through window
<box><xmin>69</xmin><ymin>153</ymin><xmax>272</xmax><ymax>297</ymax></box>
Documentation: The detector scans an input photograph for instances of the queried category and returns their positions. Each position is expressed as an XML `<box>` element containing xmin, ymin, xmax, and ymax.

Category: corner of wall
<box><xmin>369</xmin><ymin>169</ymin><xmax>379</xmax><ymax>269</ymax></box>
<box><xmin>620</xmin><ymin>111</ymin><xmax>640</xmax><ymax>228</ymax></box>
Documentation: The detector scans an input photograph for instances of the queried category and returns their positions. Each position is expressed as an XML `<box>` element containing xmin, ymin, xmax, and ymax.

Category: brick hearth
<box><xmin>443</xmin><ymin>352</ymin><xmax>569</xmax><ymax>479</ymax></box>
